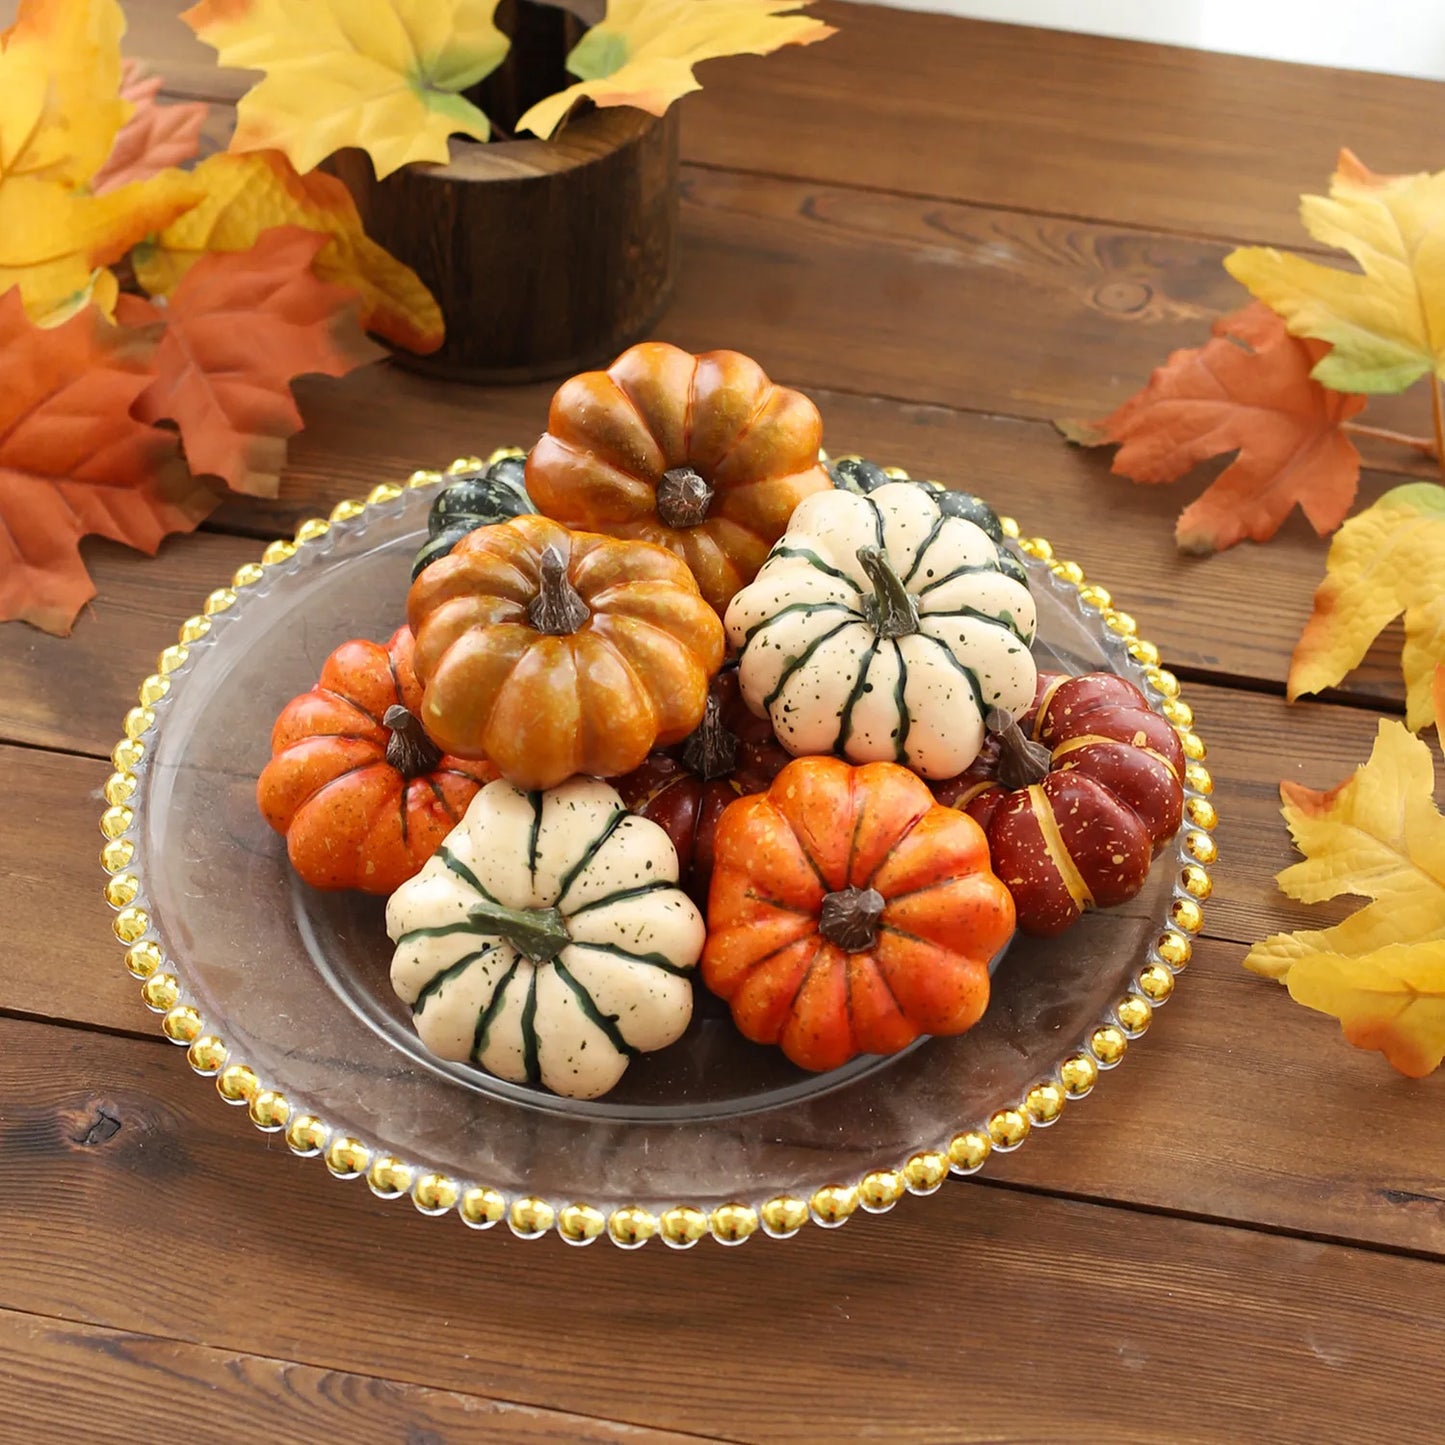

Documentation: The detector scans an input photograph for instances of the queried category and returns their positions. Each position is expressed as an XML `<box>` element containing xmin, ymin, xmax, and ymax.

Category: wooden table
<box><xmin>4</xmin><ymin>3</ymin><xmax>1443</xmax><ymax>1439</ymax></box>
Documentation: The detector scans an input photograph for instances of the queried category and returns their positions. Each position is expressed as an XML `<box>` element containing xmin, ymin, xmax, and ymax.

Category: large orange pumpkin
<box><xmin>525</xmin><ymin>342</ymin><xmax>833</xmax><ymax>614</ymax></box>
<box><xmin>257</xmin><ymin>628</ymin><xmax>496</xmax><ymax>894</ymax></box>
<box><xmin>703</xmin><ymin>757</ymin><xmax>1015</xmax><ymax>1072</ymax></box>
<box><xmin>407</xmin><ymin>513</ymin><xmax>726</xmax><ymax>790</ymax></box>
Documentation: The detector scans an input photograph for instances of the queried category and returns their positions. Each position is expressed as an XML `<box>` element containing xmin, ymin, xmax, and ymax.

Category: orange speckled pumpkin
<box><xmin>407</xmin><ymin>513</ymin><xmax>725</xmax><ymax>790</ymax></box>
<box><xmin>257</xmin><ymin>628</ymin><xmax>496</xmax><ymax>894</ymax></box>
<box><xmin>703</xmin><ymin>757</ymin><xmax>1015</xmax><ymax>1072</ymax></box>
<box><xmin>525</xmin><ymin>342</ymin><xmax>833</xmax><ymax>614</ymax></box>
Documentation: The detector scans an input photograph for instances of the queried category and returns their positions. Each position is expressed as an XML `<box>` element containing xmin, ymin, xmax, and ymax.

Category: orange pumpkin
<box><xmin>407</xmin><ymin>513</ymin><xmax>726</xmax><ymax>790</ymax></box>
<box><xmin>703</xmin><ymin>757</ymin><xmax>1015</xmax><ymax>1072</ymax></box>
<box><xmin>257</xmin><ymin>628</ymin><xmax>496</xmax><ymax>894</ymax></box>
<box><xmin>525</xmin><ymin>342</ymin><xmax>833</xmax><ymax>614</ymax></box>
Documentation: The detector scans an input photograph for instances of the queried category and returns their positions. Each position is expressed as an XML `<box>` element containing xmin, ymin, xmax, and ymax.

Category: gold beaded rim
<box><xmin>100</xmin><ymin>454</ymin><xmax>1212</xmax><ymax>1248</ymax></box>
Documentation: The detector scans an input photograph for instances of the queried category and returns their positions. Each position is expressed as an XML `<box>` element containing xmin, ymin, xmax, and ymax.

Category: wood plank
<box><xmin>0</xmin><ymin>1308</ymin><xmax>710</xmax><ymax>1445</ymax></box>
<box><xmin>1</xmin><ymin>1017</ymin><xmax>1440</xmax><ymax>1444</ymax></box>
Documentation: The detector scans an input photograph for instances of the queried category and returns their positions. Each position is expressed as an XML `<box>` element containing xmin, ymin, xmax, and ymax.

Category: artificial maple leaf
<box><xmin>518</xmin><ymin>0</ymin><xmax>835</xmax><ymax>140</ymax></box>
<box><xmin>1245</xmin><ymin>721</ymin><xmax>1445</xmax><ymax>1077</ymax></box>
<box><xmin>1436</xmin><ymin>666</ymin><xmax>1445</xmax><ymax>752</ymax></box>
<box><xmin>0</xmin><ymin>289</ymin><xmax>219</xmax><ymax>635</ymax></box>
<box><xmin>1226</xmin><ymin>150</ymin><xmax>1445</xmax><ymax>394</ymax></box>
<box><xmin>1288</xmin><ymin>483</ymin><xmax>1445</xmax><ymax>731</ymax></box>
<box><xmin>131</xmin><ymin>150</ymin><xmax>442</xmax><ymax>354</ymax></box>
<box><xmin>92</xmin><ymin>59</ymin><xmax>209</xmax><ymax>193</ymax></box>
<box><xmin>1056</xmin><ymin>302</ymin><xmax>1366</xmax><ymax>554</ymax></box>
<box><xmin>183</xmin><ymin>0</ymin><xmax>506</xmax><ymax>178</ymax></box>
<box><xmin>122</xmin><ymin>228</ymin><xmax>385</xmax><ymax>497</ymax></box>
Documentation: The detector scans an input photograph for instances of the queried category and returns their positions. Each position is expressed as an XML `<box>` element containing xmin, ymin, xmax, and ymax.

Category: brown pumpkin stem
<box><xmin>818</xmin><ymin>886</ymin><xmax>887</xmax><ymax>953</ymax></box>
<box><xmin>527</xmin><ymin>545</ymin><xmax>590</xmax><ymax>635</ymax></box>
<box><xmin>856</xmin><ymin>546</ymin><xmax>920</xmax><ymax>639</ymax></box>
<box><xmin>988</xmin><ymin>707</ymin><xmax>1053</xmax><ymax>790</ymax></box>
<box><xmin>655</xmin><ymin>466</ymin><xmax>714</xmax><ymax>528</ymax></box>
<box><xmin>680</xmin><ymin>693</ymin><xmax>740</xmax><ymax>782</ymax></box>
<box><xmin>467</xmin><ymin>899</ymin><xmax>571</xmax><ymax>963</ymax></box>
<box><xmin>383</xmin><ymin>704</ymin><xmax>444</xmax><ymax>778</ymax></box>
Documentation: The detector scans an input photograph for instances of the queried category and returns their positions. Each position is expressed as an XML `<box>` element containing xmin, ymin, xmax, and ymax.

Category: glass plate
<box><xmin>100</xmin><ymin>459</ymin><xmax>1216</xmax><ymax>1248</ymax></box>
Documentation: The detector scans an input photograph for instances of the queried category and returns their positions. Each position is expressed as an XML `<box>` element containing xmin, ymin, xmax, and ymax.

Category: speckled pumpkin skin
<box><xmin>933</xmin><ymin>672</ymin><xmax>1185</xmax><ymax>937</ymax></box>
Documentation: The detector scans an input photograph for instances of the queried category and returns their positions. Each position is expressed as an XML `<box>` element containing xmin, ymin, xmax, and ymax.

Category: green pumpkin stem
<box><xmin>527</xmin><ymin>545</ymin><xmax>590</xmax><ymax>636</ymax></box>
<box><xmin>680</xmin><ymin>692</ymin><xmax>740</xmax><ymax>782</ymax></box>
<box><xmin>467</xmin><ymin>899</ymin><xmax>571</xmax><ymax>963</ymax></box>
<box><xmin>818</xmin><ymin>886</ymin><xmax>887</xmax><ymax>952</ymax></box>
<box><xmin>656</xmin><ymin>466</ymin><xmax>714</xmax><ymax>528</ymax></box>
<box><xmin>988</xmin><ymin>707</ymin><xmax>1052</xmax><ymax>790</ymax></box>
<box><xmin>383</xmin><ymin>704</ymin><xmax>444</xmax><ymax>778</ymax></box>
<box><xmin>856</xmin><ymin>545</ymin><xmax>920</xmax><ymax>639</ymax></box>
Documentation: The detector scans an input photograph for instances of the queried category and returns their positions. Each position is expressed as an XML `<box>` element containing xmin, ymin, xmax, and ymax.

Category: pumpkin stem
<box><xmin>818</xmin><ymin>886</ymin><xmax>887</xmax><ymax>952</ymax></box>
<box><xmin>856</xmin><ymin>546</ymin><xmax>920</xmax><ymax>639</ymax></box>
<box><xmin>467</xmin><ymin>898</ymin><xmax>571</xmax><ymax>963</ymax></box>
<box><xmin>988</xmin><ymin>707</ymin><xmax>1053</xmax><ymax>789</ymax></box>
<box><xmin>656</xmin><ymin>466</ymin><xmax>714</xmax><ymax>528</ymax></box>
<box><xmin>527</xmin><ymin>545</ymin><xmax>590</xmax><ymax>635</ymax></box>
<box><xmin>383</xmin><ymin>704</ymin><xmax>444</xmax><ymax>778</ymax></box>
<box><xmin>680</xmin><ymin>692</ymin><xmax>740</xmax><ymax>782</ymax></box>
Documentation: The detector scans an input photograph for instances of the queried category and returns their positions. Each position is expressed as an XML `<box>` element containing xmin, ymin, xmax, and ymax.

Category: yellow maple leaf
<box><xmin>1226</xmin><ymin>149</ymin><xmax>1445</xmax><ymax>394</ymax></box>
<box><xmin>1288</xmin><ymin>483</ymin><xmax>1445</xmax><ymax>731</ymax></box>
<box><xmin>131</xmin><ymin>150</ymin><xmax>443</xmax><ymax>354</ymax></box>
<box><xmin>183</xmin><ymin>0</ymin><xmax>507</xmax><ymax>179</ymax></box>
<box><xmin>518</xmin><ymin>0</ymin><xmax>835</xmax><ymax>140</ymax></box>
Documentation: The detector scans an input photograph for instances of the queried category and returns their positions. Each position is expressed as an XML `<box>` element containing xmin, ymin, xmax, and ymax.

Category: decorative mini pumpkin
<box><xmin>703</xmin><ymin>757</ymin><xmax>1014</xmax><ymax>1072</ymax></box>
<box><xmin>525</xmin><ymin>342</ymin><xmax>833</xmax><ymax>615</ymax></box>
<box><xmin>614</xmin><ymin>669</ymin><xmax>792</xmax><ymax>904</ymax></box>
<box><xmin>257</xmin><ymin>628</ymin><xmax>496</xmax><ymax>894</ymax></box>
<box><xmin>407</xmin><ymin>513</ymin><xmax>726</xmax><ymax>790</ymax></box>
<box><xmin>934</xmin><ymin>672</ymin><xmax>1186</xmax><ymax>937</ymax></box>
<box><xmin>387</xmin><ymin>776</ymin><xmax>704</xmax><ymax>1099</ymax></box>
<box><xmin>411</xmin><ymin>452</ymin><xmax>534</xmax><ymax>580</ymax></box>
<box><xmin>725</xmin><ymin>481</ymin><xmax>1037</xmax><ymax>779</ymax></box>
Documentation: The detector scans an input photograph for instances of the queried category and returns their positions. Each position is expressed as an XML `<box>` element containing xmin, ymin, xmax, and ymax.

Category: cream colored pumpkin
<box><xmin>386</xmin><ymin>776</ymin><xmax>703</xmax><ymax>1099</ymax></box>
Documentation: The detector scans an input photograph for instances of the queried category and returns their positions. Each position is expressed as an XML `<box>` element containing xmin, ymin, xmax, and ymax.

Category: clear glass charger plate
<box><xmin>100</xmin><ymin>458</ymin><xmax>1217</xmax><ymax>1249</ymax></box>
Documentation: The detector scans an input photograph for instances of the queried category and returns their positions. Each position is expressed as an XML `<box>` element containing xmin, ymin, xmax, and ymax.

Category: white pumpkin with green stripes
<box><xmin>386</xmin><ymin>777</ymin><xmax>703</xmax><ymax>1100</ymax></box>
<box><xmin>725</xmin><ymin>481</ymin><xmax>1038</xmax><ymax>779</ymax></box>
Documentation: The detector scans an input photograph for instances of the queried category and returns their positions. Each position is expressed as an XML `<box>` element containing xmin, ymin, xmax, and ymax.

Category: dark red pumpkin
<box><xmin>614</xmin><ymin>670</ymin><xmax>790</xmax><ymax>904</ymax></box>
<box><xmin>933</xmin><ymin>672</ymin><xmax>1185</xmax><ymax>937</ymax></box>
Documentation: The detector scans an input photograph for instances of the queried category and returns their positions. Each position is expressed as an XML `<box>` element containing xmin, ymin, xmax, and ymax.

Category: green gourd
<box><xmin>411</xmin><ymin>453</ymin><xmax>535</xmax><ymax>580</ymax></box>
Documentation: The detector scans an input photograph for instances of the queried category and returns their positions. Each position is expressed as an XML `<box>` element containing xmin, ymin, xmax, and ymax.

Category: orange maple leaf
<box><xmin>92</xmin><ymin>59</ymin><xmax>209</xmax><ymax>194</ymax></box>
<box><xmin>121</xmin><ymin>227</ymin><xmax>385</xmax><ymax>497</ymax></box>
<box><xmin>0</xmin><ymin>289</ymin><xmax>219</xmax><ymax>635</ymax></box>
<box><xmin>1057</xmin><ymin>302</ymin><xmax>1367</xmax><ymax>555</ymax></box>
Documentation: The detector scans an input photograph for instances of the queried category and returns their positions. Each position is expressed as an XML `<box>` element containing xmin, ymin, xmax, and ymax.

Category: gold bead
<box><xmin>1185</xmin><ymin>831</ymin><xmax>1218</xmax><ymax>865</ymax></box>
<box><xmin>1171</xmin><ymin>897</ymin><xmax>1204</xmax><ymax>934</ymax></box>
<box><xmin>156</xmin><ymin>644</ymin><xmax>190</xmax><ymax>676</ymax></box>
<box><xmin>859</xmin><ymin>1170</ymin><xmax>906</xmax><ymax>1212</ymax></box>
<box><xmin>710</xmin><ymin>1203</ymin><xmax>760</xmax><ymax>1245</ymax></box>
<box><xmin>1024</xmin><ymin>1082</ymin><xmax>1066</xmax><ymax>1125</ymax></box>
<box><xmin>137</xmin><ymin>674</ymin><xmax>169</xmax><ymax>706</ymax></box>
<box><xmin>123</xmin><ymin>707</ymin><xmax>155</xmax><ymax>740</ymax></box>
<box><xmin>285</xmin><ymin>1113</ymin><xmax>328</xmax><ymax>1156</ymax></box>
<box><xmin>988</xmin><ymin>1108</ymin><xmax>1031</xmax><ymax>1150</ymax></box>
<box><xmin>103</xmin><ymin>772</ymin><xmax>137</xmax><ymax>806</ymax></box>
<box><xmin>1145</xmin><ymin>667</ymin><xmax>1180</xmax><ymax>698</ymax></box>
<box><xmin>1128</xmin><ymin>637</ymin><xmax>1161</xmax><ymax>667</ymax></box>
<box><xmin>293</xmin><ymin>518</ymin><xmax>330</xmax><ymax>545</ymax></box>
<box><xmin>231</xmin><ymin>562</ymin><xmax>265</xmax><ymax>588</ymax></box>
<box><xmin>1180</xmin><ymin>863</ymin><xmax>1212</xmax><ymax>899</ymax></box>
<box><xmin>104</xmin><ymin>873</ymin><xmax>139</xmax><ymax>908</ymax></box>
<box><xmin>187</xmin><ymin>1035</ymin><xmax>228</xmax><ymax>1074</ymax></box>
<box><xmin>999</xmin><ymin>515</ymin><xmax>1020</xmax><ymax>539</ymax></box>
<box><xmin>113</xmin><ymin>735</ymin><xmax>145</xmax><ymax>770</ymax></box>
<box><xmin>366</xmin><ymin>482</ymin><xmax>404</xmax><ymax>505</ymax></box>
<box><xmin>607</xmin><ymin>1205</ymin><xmax>657</xmax><ymax>1248</ymax></box>
<box><xmin>1136</xmin><ymin>963</ymin><xmax>1175</xmax><ymax>1003</ymax></box>
<box><xmin>1050</xmin><ymin>559</ymin><xmax>1086</xmax><ymax>586</ymax></box>
<box><xmin>413</xmin><ymin>1173</ymin><xmax>459</xmax><ymax>1216</ymax></box>
<box><xmin>324</xmin><ymin>1134</ymin><xmax>370</xmax><ymax>1177</ymax></box>
<box><xmin>1162</xmin><ymin>698</ymin><xmax>1194</xmax><ymax>729</ymax></box>
<box><xmin>760</xmin><ymin>1196</ymin><xmax>810</xmax><ymax>1238</ymax></box>
<box><xmin>1179</xmin><ymin>730</ymin><xmax>1206</xmax><ymax>761</ymax></box>
<box><xmin>1185</xmin><ymin>797</ymin><xmax>1217</xmax><ymax>831</ymax></box>
<box><xmin>113</xmin><ymin>906</ymin><xmax>149</xmax><ymax>944</ymax></box>
<box><xmin>948</xmin><ymin>1130</ymin><xmax>992</xmax><ymax>1173</ymax></box>
<box><xmin>1105</xmin><ymin>609</ymin><xmax>1137</xmax><ymax>636</ymax></box>
<box><xmin>659</xmin><ymin>1205</ymin><xmax>708</xmax><ymax>1248</ymax></box>
<box><xmin>366</xmin><ymin>1155</ymin><xmax>412</xmax><ymax>1197</ymax></box>
<box><xmin>329</xmin><ymin>498</ymin><xmax>366</xmax><ymax>523</ymax></box>
<box><xmin>140</xmin><ymin>972</ymin><xmax>177</xmax><ymax>1012</ymax></box>
<box><xmin>217</xmin><ymin>1063</ymin><xmax>259</xmax><ymax>1104</ymax></box>
<box><xmin>261</xmin><ymin>539</ymin><xmax>296</xmax><ymax>566</ymax></box>
<box><xmin>162</xmin><ymin>1005</ymin><xmax>201</xmax><ymax>1043</ymax></box>
<box><xmin>178</xmin><ymin>614</ymin><xmax>211</xmax><ymax>644</ymax></box>
<box><xmin>248</xmin><ymin>1089</ymin><xmax>291</xmax><ymax>1132</ymax></box>
<box><xmin>203</xmin><ymin>587</ymin><xmax>237</xmax><ymax>615</ymax></box>
<box><xmin>809</xmin><ymin>1184</ymin><xmax>859</xmax><ymax>1227</ymax></box>
<box><xmin>1077</xmin><ymin>584</ymin><xmax>1112</xmax><ymax>610</ymax></box>
<box><xmin>559</xmin><ymin>1203</ymin><xmax>608</xmax><ymax>1244</ymax></box>
<box><xmin>1116</xmin><ymin>995</ymin><xmax>1153</xmax><ymax>1036</ymax></box>
<box><xmin>100</xmin><ymin>838</ymin><xmax>133</xmax><ymax>873</ymax></box>
<box><xmin>487</xmin><ymin>446</ymin><xmax>525</xmax><ymax>465</ymax></box>
<box><xmin>1090</xmin><ymin>1025</ymin><xmax>1128</xmax><ymax>1067</ymax></box>
<box><xmin>100</xmin><ymin>804</ymin><xmax>134</xmax><ymax>839</ymax></box>
<box><xmin>1019</xmin><ymin>536</ymin><xmax>1054</xmax><ymax>560</ymax></box>
<box><xmin>406</xmin><ymin>468</ymin><xmax>443</xmax><ymax>488</ymax></box>
<box><xmin>508</xmin><ymin>1196</ymin><xmax>556</xmax><ymax>1238</ymax></box>
<box><xmin>1157</xmin><ymin>931</ymin><xmax>1193</xmax><ymax>969</ymax></box>
<box><xmin>1185</xmin><ymin>762</ymin><xmax>1214</xmax><ymax>795</ymax></box>
<box><xmin>459</xmin><ymin>1187</ymin><xmax>505</xmax><ymax>1229</ymax></box>
<box><xmin>125</xmin><ymin>940</ymin><xmax>161</xmax><ymax>978</ymax></box>
<box><xmin>1058</xmin><ymin>1053</ymin><xmax>1098</xmax><ymax>1098</ymax></box>
<box><xmin>903</xmin><ymin>1151</ymin><xmax>950</xmax><ymax>1194</ymax></box>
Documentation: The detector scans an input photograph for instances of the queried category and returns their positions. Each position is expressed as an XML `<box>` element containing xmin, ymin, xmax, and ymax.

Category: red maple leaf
<box><xmin>92</xmin><ymin>59</ymin><xmax>209</xmax><ymax>194</ymax></box>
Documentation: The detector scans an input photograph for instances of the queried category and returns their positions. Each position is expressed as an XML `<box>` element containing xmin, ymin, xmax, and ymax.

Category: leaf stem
<box><xmin>1340</xmin><ymin>420</ymin><xmax>1440</xmax><ymax>459</ymax></box>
